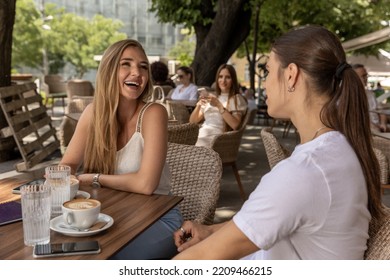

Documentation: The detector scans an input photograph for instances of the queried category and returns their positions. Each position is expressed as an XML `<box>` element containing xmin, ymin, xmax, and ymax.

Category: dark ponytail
<box><xmin>272</xmin><ymin>25</ymin><xmax>383</xmax><ymax>219</ymax></box>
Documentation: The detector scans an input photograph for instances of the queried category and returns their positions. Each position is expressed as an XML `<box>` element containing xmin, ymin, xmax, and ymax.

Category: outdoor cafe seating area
<box><xmin>0</xmin><ymin>81</ymin><xmax>390</xmax><ymax>259</ymax></box>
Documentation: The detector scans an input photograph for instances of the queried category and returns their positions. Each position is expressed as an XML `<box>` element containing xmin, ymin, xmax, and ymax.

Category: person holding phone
<box><xmin>189</xmin><ymin>64</ymin><xmax>248</xmax><ymax>147</ymax></box>
<box><xmin>173</xmin><ymin>25</ymin><xmax>383</xmax><ymax>260</ymax></box>
<box><xmin>59</xmin><ymin>39</ymin><xmax>183</xmax><ymax>259</ymax></box>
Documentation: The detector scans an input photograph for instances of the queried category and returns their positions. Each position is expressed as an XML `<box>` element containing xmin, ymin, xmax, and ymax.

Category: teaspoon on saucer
<box><xmin>58</xmin><ymin>221</ymin><xmax>107</xmax><ymax>232</ymax></box>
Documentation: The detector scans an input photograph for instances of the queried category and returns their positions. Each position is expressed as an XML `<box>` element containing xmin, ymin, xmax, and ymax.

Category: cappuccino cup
<box><xmin>62</xmin><ymin>199</ymin><xmax>101</xmax><ymax>229</ymax></box>
<box><xmin>70</xmin><ymin>178</ymin><xmax>79</xmax><ymax>199</ymax></box>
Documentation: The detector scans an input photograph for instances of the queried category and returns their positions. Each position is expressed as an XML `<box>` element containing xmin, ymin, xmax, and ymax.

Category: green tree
<box><xmin>51</xmin><ymin>13</ymin><xmax>126</xmax><ymax>78</ymax></box>
<box><xmin>151</xmin><ymin>0</ymin><xmax>390</xmax><ymax>88</ymax></box>
<box><xmin>11</xmin><ymin>0</ymin><xmax>42</xmax><ymax>72</ymax></box>
<box><xmin>12</xmin><ymin>0</ymin><xmax>127</xmax><ymax>78</ymax></box>
<box><xmin>240</xmin><ymin>0</ymin><xmax>390</xmax><ymax>90</ymax></box>
<box><xmin>168</xmin><ymin>31</ymin><xmax>196</xmax><ymax>66</ymax></box>
<box><xmin>150</xmin><ymin>0</ymin><xmax>251</xmax><ymax>86</ymax></box>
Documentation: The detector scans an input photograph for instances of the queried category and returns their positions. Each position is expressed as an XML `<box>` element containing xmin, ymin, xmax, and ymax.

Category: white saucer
<box><xmin>50</xmin><ymin>213</ymin><xmax>114</xmax><ymax>237</ymax></box>
<box><xmin>74</xmin><ymin>190</ymin><xmax>90</xmax><ymax>199</ymax></box>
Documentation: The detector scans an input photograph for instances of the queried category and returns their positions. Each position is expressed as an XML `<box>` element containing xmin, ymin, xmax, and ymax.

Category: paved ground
<box><xmin>1</xmin><ymin>106</ymin><xmax>389</xmax><ymax>224</ymax></box>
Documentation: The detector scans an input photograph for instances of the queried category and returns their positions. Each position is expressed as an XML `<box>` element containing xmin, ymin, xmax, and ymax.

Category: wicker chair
<box><xmin>167</xmin><ymin>142</ymin><xmax>222</xmax><ymax>225</ymax></box>
<box><xmin>372</xmin><ymin>136</ymin><xmax>390</xmax><ymax>192</ymax></box>
<box><xmin>149</xmin><ymin>87</ymin><xmax>190</xmax><ymax>124</ymax></box>
<box><xmin>67</xmin><ymin>79</ymin><xmax>94</xmax><ymax>100</ymax></box>
<box><xmin>365</xmin><ymin>206</ymin><xmax>390</xmax><ymax>259</ymax></box>
<box><xmin>43</xmin><ymin>74</ymin><xmax>68</xmax><ymax>113</ymax></box>
<box><xmin>260</xmin><ymin>127</ymin><xmax>292</xmax><ymax>170</ymax></box>
<box><xmin>374</xmin><ymin>148</ymin><xmax>389</xmax><ymax>185</ymax></box>
<box><xmin>58</xmin><ymin>97</ymin><xmax>93</xmax><ymax>154</ymax></box>
<box><xmin>168</xmin><ymin>123</ymin><xmax>199</xmax><ymax>145</ymax></box>
<box><xmin>166</xmin><ymin>100</ymin><xmax>190</xmax><ymax>124</ymax></box>
<box><xmin>210</xmin><ymin>109</ymin><xmax>252</xmax><ymax>201</ymax></box>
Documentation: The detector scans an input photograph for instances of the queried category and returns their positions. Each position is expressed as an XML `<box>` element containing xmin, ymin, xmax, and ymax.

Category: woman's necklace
<box><xmin>312</xmin><ymin>126</ymin><xmax>328</xmax><ymax>140</ymax></box>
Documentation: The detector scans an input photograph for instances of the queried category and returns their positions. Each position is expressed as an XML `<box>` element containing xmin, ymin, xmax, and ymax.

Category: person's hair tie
<box><xmin>335</xmin><ymin>62</ymin><xmax>351</xmax><ymax>80</ymax></box>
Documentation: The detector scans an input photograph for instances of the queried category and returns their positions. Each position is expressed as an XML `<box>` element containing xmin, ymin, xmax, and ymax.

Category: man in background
<box><xmin>353</xmin><ymin>64</ymin><xmax>388</xmax><ymax>132</ymax></box>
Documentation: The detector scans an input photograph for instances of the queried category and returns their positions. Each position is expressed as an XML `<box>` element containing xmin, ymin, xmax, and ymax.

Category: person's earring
<box><xmin>287</xmin><ymin>86</ymin><xmax>295</xmax><ymax>92</ymax></box>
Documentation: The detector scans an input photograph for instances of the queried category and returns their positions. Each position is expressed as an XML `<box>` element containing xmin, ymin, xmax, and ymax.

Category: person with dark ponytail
<box><xmin>172</xmin><ymin>25</ymin><xmax>383</xmax><ymax>260</ymax></box>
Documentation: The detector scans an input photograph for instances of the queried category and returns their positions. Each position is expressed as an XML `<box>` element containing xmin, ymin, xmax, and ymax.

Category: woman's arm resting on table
<box><xmin>173</xmin><ymin>220</ymin><xmax>259</xmax><ymax>259</ymax></box>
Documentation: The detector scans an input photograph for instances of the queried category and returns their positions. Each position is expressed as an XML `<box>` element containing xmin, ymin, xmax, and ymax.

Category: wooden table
<box><xmin>0</xmin><ymin>176</ymin><xmax>183</xmax><ymax>260</ymax></box>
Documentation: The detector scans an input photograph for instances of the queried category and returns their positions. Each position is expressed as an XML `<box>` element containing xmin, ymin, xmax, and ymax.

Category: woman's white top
<box><xmin>170</xmin><ymin>83</ymin><xmax>198</xmax><ymax>100</ymax></box>
<box><xmin>196</xmin><ymin>93</ymin><xmax>247</xmax><ymax>147</ymax></box>
<box><xmin>115</xmin><ymin>103</ymin><xmax>171</xmax><ymax>195</ymax></box>
<box><xmin>233</xmin><ymin>131</ymin><xmax>370</xmax><ymax>259</ymax></box>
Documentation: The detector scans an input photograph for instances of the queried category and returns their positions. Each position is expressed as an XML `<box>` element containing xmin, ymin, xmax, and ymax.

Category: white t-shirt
<box><xmin>170</xmin><ymin>83</ymin><xmax>198</xmax><ymax>100</ymax></box>
<box><xmin>233</xmin><ymin>131</ymin><xmax>371</xmax><ymax>259</ymax></box>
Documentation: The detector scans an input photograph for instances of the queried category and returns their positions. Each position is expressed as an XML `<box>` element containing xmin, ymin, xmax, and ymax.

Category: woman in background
<box><xmin>170</xmin><ymin>66</ymin><xmax>198</xmax><ymax>100</ymax></box>
<box><xmin>189</xmin><ymin>64</ymin><xmax>247</xmax><ymax>147</ymax></box>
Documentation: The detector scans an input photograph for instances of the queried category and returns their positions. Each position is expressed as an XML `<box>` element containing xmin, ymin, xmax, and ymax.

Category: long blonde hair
<box><xmin>83</xmin><ymin>39</ymin><xmax>154</xmax><ymax>174</ymax></box>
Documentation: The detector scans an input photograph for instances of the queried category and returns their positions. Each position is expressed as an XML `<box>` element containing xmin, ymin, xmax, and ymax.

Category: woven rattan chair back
<box><xmin>210</xmin><ymin>109</ymin><xmax>251</xmax><ymax>201</ymax></box>
<box><xmin>168</xmin><ymin>123</ymin><xmax>199</xmax><ymax>145</ymax></box>
<box><xmin>373</xmin><ymin>136</ymin><xmax>390</xmax><ymax>184</ymax></box>
<box><xmin>67</xmin><ymin>80</ymin><xmax>94</xmax><ymax>99</ymax></box>
<box><xmin>59</xmin><ymin>97</ymin><xmax>93</xmax><ymax>154</ymax></box>
<box><xmin>166</xmin><ymin>101</ymin><xmax>190</xmax><ymax>124</ymax></box>
<box><xmin>365</xmin><ymin>206</ymin><xmax>390</xmax><ymax>259</ymax></box>
<box><xmin>260</xmin><ymin>127</ymin><xmax>292</xmax><ymax>170</ymax></box>
<box><xmin>167</xmin><ymin>143</ymin><xmax>222</xmax><ymax>225</ymax></box>
<box><xmin>374</xmin><ymin>148</ymin><xmax>389</xmax><ymax>185</ymax></box>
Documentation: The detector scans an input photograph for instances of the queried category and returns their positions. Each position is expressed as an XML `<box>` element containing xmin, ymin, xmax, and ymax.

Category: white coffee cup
<box><xmin>70</xmin><ymin>178</ymin><xmax>79</xmax><ymax>199</ymax></box>
<box><xmin>62</xmin><ymin>199</ymin><xmax>101</xmax><ymax>229</ymax></box>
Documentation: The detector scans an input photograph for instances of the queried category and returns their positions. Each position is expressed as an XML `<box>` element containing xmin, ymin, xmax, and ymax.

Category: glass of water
<box><xmin>45</xmin><ymin>165</ymin><xmax>71</xmax><ymax>218</ymax></box>
<box><xmin>21</xmin><ymin>184</ymin><xmax>51</xmax><ymax>246</ymax></box>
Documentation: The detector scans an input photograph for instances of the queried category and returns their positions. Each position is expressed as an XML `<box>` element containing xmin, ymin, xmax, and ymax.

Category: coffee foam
<box><xmin>64</xmin><ymin>199</ymin><xmax>99</xmax><ymax>209</ymax></box>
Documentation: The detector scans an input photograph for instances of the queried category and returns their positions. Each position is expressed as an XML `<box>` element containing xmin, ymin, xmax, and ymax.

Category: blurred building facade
<box><xmin>36</xmin><ymin>0</ymin><xmax>183</xmax><ymax>56</ymax></box>
<box><xmin>34</xmin><ymin>0</ymin><xmax>184</xmax><ymax>80</ymax></box>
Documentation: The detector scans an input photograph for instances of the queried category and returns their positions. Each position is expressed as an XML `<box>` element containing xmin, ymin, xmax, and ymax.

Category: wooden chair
<box><xmin>66</xmin><ymin>79</ymin><xmax>94</xmax><ymax>100</ymax></box>
<box><xmin>0</xmin><ymin>82</ymin><xmax>60</xmax><ymax>171</ymax></box>
<box><xmin>260</xmin><ymin>127</ymin><xmax>292</xmax><ymax>170</ymax></box>
<box><xmin>168</xmin><ymin>123</ymin><xmax>199</xmax><ymax>145</ymax></box>
<box><xmin>58</xmin><ymin>97</ymin><xmax>93</xmax><ymax>154</ymax></box>
<box><xmin>167</xmin><ymin>142</ymin><xmax>222</xmax><ymax>225</ymax></box>
<box><xmin>365</xmin><ymin>206</ymin><xmax>390</xmax><ymax>259</ymax></box>
<box><xmin>210</xmin><ymin>109</ymin><xmax>251</xmax><ymax>201</ymax></box>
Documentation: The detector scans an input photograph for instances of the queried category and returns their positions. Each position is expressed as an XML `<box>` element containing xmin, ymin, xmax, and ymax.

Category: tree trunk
<box><xmin>0</xmin><ymin>0</ymin><xmax>15</xmax><ymax>87</ymax></box>
<box><xmin>0</xmin><ymin>0</ymin><xmax>17</xmax><ymax>162</ymax></box>
<box><xmin>191</xmin><ymin>0</ymin><xmax>251</xmax><ymax>86</ymax></box>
